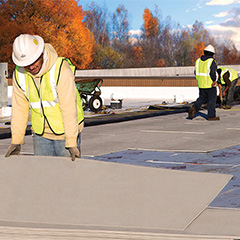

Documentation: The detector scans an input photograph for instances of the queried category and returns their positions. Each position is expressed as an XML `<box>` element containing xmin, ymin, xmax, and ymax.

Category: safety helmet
<box><xmin>204</xmin><ymin>44</ymin><xmax>215</xmax><ymax>54</ymax></box>
<box><xmin>12</xmin><ymin>34</ymin><xmax>44</xmax><ymax>67</ymax></box>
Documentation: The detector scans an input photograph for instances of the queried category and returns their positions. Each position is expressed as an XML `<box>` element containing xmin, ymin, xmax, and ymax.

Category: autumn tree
<box><xmin>112</xmin><ymin>5</ymin><xmax>129</xmax><ymax>42</ymax></box>
<box><xmin>156</xmin><ymin>59</ymin><xmax>165</xmax><ymax>67</ymax></box>
<box><xmin>191</xmin><ymin>21</ymin><xmax>210</xmax><ymax>43</ymax></box>
<box><xmin>188</xmin><ymin>21</ymin><xmax>216</xmax><ymax>65</ymax></box>
<box><xmin>130</xmin><ymin>45</ymin><xmax>143</xmax><ymax>67</ymax></box>
<box><xmin>140</xmin><ymin>8</ymin><xmax>159</xmax><ymax>67</ymax></box>
<box><xmin>161</xmin><ymin>16</ymin><xmax>175</xmax><ymax>66</ymax></box>
<box><xmin>132</xmin><ymin>46</ymin><xmax>142</xmax><ymax>60</ymax></box>
<box><xmin>81</xmin><ymin>3</ymin><xmax>240</xmax><ymax>68</ymax></box>
<box><xmin>111</xmin><ymin>3</ymin><xmax>132</xmax><ymax>59</ymax></box>
<box><xmin>221</xmin><ymin>44</ymin><xmax>240</xmax><ymax>64</ymax></box>
<box><xmin>84</xmin><ymin>4</ymin><xmax>239</xmax><ymax>68</ymax></box>
<box><xmin>4</xmin><ymin>0</ymin><xmax>237</xmax><ymax>69</ymax></box>
<box><xmin>0</xmin><ymin>0</ymin><xmax>40</xmax><ymax>72</ymax></box>
<box><xmin>143</xmin><ymin>8</ymin><xmax>158</xmax><ymax>38</ymax></box>
<box><xmin>84</xmin><ymin>2</ymin><xmax>110</xmax><ymax>48</ymax></box>
<box><xmin>91</xmin><ymin>44</ymin><xmax>124</xmax><ymax>69</ymax></box>
<box><xmin>0</xmin><ymin>0</ymin><xmax>94</xmax><ymax>72</ymax></box>
<box><xmin>190</xmin><ymin>42</ymin><xmax>206</xmax><ymax>65</ymax></box>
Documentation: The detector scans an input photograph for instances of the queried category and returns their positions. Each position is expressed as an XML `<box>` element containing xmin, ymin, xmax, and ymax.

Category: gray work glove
<box><xmin>68</xmin><ymin>147</ymin><xmax>80</xmax><ymax>161</ymax></box>
<box><xmin>5</xmin><ymin>144</ymin><xmax>21</xmax><ymax>157</ymax></box>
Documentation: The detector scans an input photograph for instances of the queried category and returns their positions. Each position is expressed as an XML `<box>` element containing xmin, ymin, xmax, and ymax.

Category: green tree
<box><xmin>91</xmin><ymin>44</ymin><xmax>124</xmax><ymax>69</ymax></box>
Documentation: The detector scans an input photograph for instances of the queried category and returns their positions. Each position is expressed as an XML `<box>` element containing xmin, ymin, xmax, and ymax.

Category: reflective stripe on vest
<box><xmin>219</xmin><ymin>67</ymin><xmax>238</xmax><ymax>85</ymax></box>
<box><xmin>16</xmin><ymin>61</ymin><xmax>59</xmax><ymax>109</ymax></box>
<box><xmin>15</xmin><ymin>57</ymin><xmax>84</xmax><ymax>135</ymax></box>
<box><xmin>195</xmin><ymin>58</ymin><xmax>215</xmax><ymax>88</ymax></box>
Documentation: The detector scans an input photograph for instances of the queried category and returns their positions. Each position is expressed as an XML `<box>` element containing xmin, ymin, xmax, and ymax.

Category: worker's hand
<box><xmin>222</xmin><ymin>91</ymin><xmax>226</xmax><ymax>97</ymax></box>
<box><xmin>212</xmin><ymin>81</ymin><xmax>217</xmax><ymax>87</ymax></box>
<box><xmin>5</xmin><ymin>144</ymin><xmax>21</xmax><ymax>157</ymax></box>
<box><xmin>68</xmin><ymin>147</ymin><xmax>80</xmax><ymax>161</ymax></box>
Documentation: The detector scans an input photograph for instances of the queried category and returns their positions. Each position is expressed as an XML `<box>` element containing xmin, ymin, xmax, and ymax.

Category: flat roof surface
<box><xmin>0</xmin><ymin>100</ymin><xmax>240</xmax><ymax>239</ymax></box>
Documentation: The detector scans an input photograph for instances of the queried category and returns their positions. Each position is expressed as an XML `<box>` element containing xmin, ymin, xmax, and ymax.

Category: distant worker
<box><xmin>5</xmin><ymin>34</ymin><xmax>84</xmax><ymax>161</ymax></box>
<box><xmin>188</xmin><ymin>44</ymin><xmax>220</xmax><ymax>121</ymax></box>
<box><xmin>217</xmin><ymin>67</ymin><xmax>238</xmax><ymax>109</ymax></box>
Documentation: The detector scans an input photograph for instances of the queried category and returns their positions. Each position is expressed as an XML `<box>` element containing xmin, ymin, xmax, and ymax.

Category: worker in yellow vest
<box><xmin>5</xmin><ymin>34</ymin><xmax>84</xmax><ymax>161</ymax></box>
<box><xmin>188</xmin><ymin>44</ymin><xmax>220</xmax><ymax>121</ymax></box>
<box><xmin>217</xmin><ymin>67</ymin><xmax>238</xmax><ymax>109</ymax></box>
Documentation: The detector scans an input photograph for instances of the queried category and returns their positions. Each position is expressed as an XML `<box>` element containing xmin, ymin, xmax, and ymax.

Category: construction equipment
<box><xmin>75</xmin><ymin>78</ymin><xmax>103</xmax><ymax>112</ymax></box>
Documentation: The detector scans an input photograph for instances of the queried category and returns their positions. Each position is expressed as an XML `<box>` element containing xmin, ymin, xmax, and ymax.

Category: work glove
<box><xmin>68</xmin><ymin>147</ymin><xmax>80</xmax><ymax>161</ymax></box>
<box><xmin>5</xmin><ymin>144</ymin><xmax>21</xmax><ymax>157</ymax></box>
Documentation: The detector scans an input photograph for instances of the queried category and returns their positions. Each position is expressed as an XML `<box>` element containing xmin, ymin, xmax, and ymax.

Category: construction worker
<box><xmin>217</xmin><ymin>67</ymin><xmax>238</xmax><ymax>109</ymax></box>
<box><xmin>5</xmin><ymin>34</ymin><xmax>84</xmax><ymax>161</ymax></box>
<box><xmin>188</xmin><ymin>44</ymin><xmax>220</xmax><ymax>121</ymax></box>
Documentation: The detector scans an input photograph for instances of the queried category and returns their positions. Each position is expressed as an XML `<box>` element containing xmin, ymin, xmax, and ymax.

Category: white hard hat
<box><xmin>12</xmin><ymin>34</ymin><xmax>44</xmax><ymax>67</ymax></box>
<box><xmin>204</xmin><ymin>44</ymin><xmax>215</xmax><ymax>54</ymax></box>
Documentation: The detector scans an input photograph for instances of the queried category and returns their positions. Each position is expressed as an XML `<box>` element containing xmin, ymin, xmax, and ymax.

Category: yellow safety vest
<box><xmin>218</xmin><ymin>67</ymin><xmax>238</xmax><ymax>85</ymax></box>
<box><xmin>195</xmin><ymin>58</ymin><xmax>216</xmax><ymax>88</ymax></box>
<box><xmin>15</xmin><ymin>57</ymin><xmax>84</xmax><ymax>135</ymax></box>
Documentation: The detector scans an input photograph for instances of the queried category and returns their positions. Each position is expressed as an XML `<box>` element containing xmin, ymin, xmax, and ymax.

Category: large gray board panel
<box><xmin>0</xmin><ymin>155</ymin><xmax>232</xmax><ymax>231</ymax></box>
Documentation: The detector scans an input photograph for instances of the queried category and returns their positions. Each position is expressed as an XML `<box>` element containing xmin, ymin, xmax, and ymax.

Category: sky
<box><xmin>80</xmin><ymin>0</ymin><xmax>240</xmax><ymax>50</ymax></box>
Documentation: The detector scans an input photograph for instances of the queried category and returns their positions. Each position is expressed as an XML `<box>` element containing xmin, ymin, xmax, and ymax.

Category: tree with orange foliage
<box><xmin>0</xmin><ymin>0</ymin><xmax>94</xmax><ymax>72</ymax></box>
<box><xmin>190</xmin><ymin>42</ymin><xmax>206</xmax><ymax>65</ymax></box>
<box><xmin>156</xmin><ymin>59</ymin><xmax>165</xmax><ymax>67</ymax></box>
<box><xmin>143</xmin><ymin>8</ymin><xmax>158</xmax><ymax>38</ymax></box>
<box><xmin>132</xmin><ymin>46</ymin><xmax>142</xmax><ymax>60</ymax></box>
<box><xmin>131</xmin><ymin>45</ymin><xmax>143</xmax><ymax>67</ymax></box>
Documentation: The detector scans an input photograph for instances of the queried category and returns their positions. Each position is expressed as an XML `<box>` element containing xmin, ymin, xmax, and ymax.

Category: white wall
<box><xmin>101</xmin><ymin>86</ymin><xmax>199</xmax><ymax>102</ymax></box>
<box><xmin>7</xmin><ymin>86</ymin><xmax>203</xmax><ymax>104</ymax></box>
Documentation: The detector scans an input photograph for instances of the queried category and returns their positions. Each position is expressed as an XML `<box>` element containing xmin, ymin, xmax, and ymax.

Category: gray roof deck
<box><xmin>0</xmin><ymin>100</ymin><xmax>240</xmax><ymax>239</ymax></box>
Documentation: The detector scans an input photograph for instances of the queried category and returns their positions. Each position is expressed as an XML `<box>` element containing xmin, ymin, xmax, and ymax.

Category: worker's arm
<box><xmin>217</xmin><ymin>82</ymin><xmax>224</xmax><ymax>106</ymax></box>
<box><xmin>218</xmin><ymin>82</ymin><xmax>223</xmax><ymax>100</ymax></box>
<box><xmin>210</xmin><ymin>59</ymin><xmax>217</xmax><ymax>82</ymax></box>
<box><xmin>209</xmin><ymin>59</ymin><xmax>218</xmax><ymax>87</ymax></box>
<box><xmin>5</xmin><ymin>71</ymin><xmax>30</xmax><ymax>157</ymax></box>
<box><xmin>222</xmin><ymin>71</ymin><xmax>231</xmax><ymax>96</ymax></box>
<box><xmin>57</xmin><ymin>61</ymin><xmax>79</xmax><ymax>148</ymax></box>
<box><xmin>11</xmin><ymin>71</ymin><xmax>30</xmax><ymax>145</ymax></box>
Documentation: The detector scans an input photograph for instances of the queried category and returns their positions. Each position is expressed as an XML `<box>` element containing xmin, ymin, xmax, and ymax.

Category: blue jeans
<box><xmin>33</xmin><ymin>133</ymin><xmax>81</xmax><ymax>157</ymax></box>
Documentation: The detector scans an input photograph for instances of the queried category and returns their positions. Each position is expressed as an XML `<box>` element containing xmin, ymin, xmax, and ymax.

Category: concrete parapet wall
<box><xmin>76</xmin><ymin>65</ymin><xmax>240</xmax><ymax>78</ymax></box>
<box><xmin>74</xmin><ymin>65</ymin><xmax>239</xmax><ymax>102</ymax></box>
<box><xmin>76</xmin><ymin>66</ymin><xmax>195</xmax><ymax>78</ymax></box>
<box><xmin>7</xmin><ymin>65</ymin><xmax>240</xmax><ymax>104</ymax></box>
